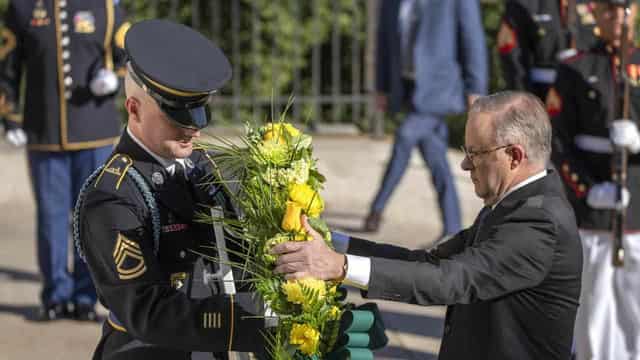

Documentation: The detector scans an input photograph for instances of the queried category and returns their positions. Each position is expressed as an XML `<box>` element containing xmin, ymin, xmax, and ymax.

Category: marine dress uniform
<box><xmin>74</xmin><ymin>20</ymin><xmax>268</xmax><ymax>359</ymax></box>
<box><xmin>0</xmin><ymin>0</ymin><xmax>130</xmax><ymax>320</ymax></box>
<box><xmin>498</xmin><ymin>0</ymin><xmax>597</xmax><ymax>99</ymax></box>
<box><xmin>547</xmin><ymin>28</ymin><xmax>640</xmax><ymax>360</ymax></box>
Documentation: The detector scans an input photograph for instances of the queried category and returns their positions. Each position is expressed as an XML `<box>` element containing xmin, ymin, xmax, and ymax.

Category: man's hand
<box><xmin>5</xmin><ymin>128</ymin><xmax>26</xmax><ymax>147</ymax></box>
<box><xmin>90</xmin><ymin>68</ymin><xmax>119</xmax><ymax>96</ymax></box>
<box><xmin>610</xmin><ymin>119</ymin><xmax>640</xmax><ymax>154</ymax></box>
<box><xmin>587</xmin><ymin>181</ymin><xmax>630</xmax><ymax>210</ymax></box>
<box><xmin>272</xmin><ymin>216</ymin><xmax>346</xmax><ymax>281</ymax></box>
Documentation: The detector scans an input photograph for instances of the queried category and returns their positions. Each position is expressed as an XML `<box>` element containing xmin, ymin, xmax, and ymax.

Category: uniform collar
<box><xmin>126</xmin><ymin>127</ymin><xmax>186</xmax><ymax>175</ymax></box>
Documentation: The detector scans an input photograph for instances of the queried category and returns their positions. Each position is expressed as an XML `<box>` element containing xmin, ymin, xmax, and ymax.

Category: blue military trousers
<box><xmin>27</xmin><ymin>146</ymin><xmax>112</xmax><ymax>306</ymax></box>
<box><xmin>371</xmin><ymin>112</ymin><xmax>461</xmax><ymax>235</ymax></box>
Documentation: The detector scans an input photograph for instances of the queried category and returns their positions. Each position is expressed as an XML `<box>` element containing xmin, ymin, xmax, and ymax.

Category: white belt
<box><xmin>530</xmin><ymin>68</ymin><xmax>557</xmax><ymax>84</ymax></box>
<box><xmin>574</xmin><ymin>134</ymin><xmax>613</xmax><ymax>154</ymax></box>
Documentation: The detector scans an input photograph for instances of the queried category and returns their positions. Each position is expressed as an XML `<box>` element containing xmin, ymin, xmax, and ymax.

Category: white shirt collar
<box><xmin>492</xmin><ymin>169</ymin><xmax>548</xmax><ymax>209</ymax></box>
<box><xmin>126</xmin><ymin>127</ymin><xmax>185</xmax><ymax>175</ymax></box>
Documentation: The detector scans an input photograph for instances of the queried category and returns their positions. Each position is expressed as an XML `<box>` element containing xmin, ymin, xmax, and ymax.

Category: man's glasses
<box><xmin>460</xmin><ymin>144</ymin><xmax>512</xmax><ymax>164</ymax></box>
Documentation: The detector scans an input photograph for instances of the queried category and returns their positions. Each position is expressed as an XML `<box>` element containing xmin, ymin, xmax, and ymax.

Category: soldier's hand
<box><xmin>5</xmin><ymin>128</ymin><xmax>26</xmax><ymax>147</ymax></box>
<box><xmin>375</xmin><ymin>93</ymin><xmax>388</xmax><ymax>113</ymax></box>
<box><xmin>587</xmin><ymin>181</ymin><xmax>630</xmax><ymax>211</ymax></box>
<box><xmin>90</xmin><ymin>68</ymin><xmax>119</xmax><ymax>96</ymax></box>
<box><xmin>610</xmin><ymin>119</ymin><xmax>640</xmax><ymax>154</ymax></box>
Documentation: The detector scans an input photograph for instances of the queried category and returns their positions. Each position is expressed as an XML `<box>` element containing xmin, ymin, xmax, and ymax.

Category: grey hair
<box><xmin>469</xmin><ymin>91</ymin><xmax>551</xmax><ymax>165</ymax></box>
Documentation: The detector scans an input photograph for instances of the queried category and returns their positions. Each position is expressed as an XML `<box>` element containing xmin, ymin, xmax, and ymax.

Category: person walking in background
<box><xmin>498</xmin><ymin>0</ymin><xmax>598</xmax><ymax>100</ymax></box>
<box><xmin>363</xmin><ymin>0</ymin><xmax>488</xmax><ymax>241</ymax></box>
<box><xmin>0</xmin><ymin>0</ymin><xmax>130</xmax><ymax>321</ymax></box>
<box><xmin>547</xmin><ymin>0</ymin><xmax>640</xmax><ymax>358</ymax></box>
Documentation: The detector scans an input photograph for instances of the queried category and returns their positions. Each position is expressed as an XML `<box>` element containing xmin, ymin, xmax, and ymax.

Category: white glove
<box><xmin>89</xmin><ymin>68</ymin><xmax>119</xmax><ymax>96</ymax></box>
<box><xmin>587</xmin><ymin>181</ymin><xmax>630</xmax><ymax>210</ymax></box>
<box><xmin>5</xmin><ymin>128</ymin><xmax>26</xmax><ymax>147</ymax></box>
<box><xmin>610</xmin><ymin>119</ymin><xmax>640</xmax><ymax>154</ymax></box>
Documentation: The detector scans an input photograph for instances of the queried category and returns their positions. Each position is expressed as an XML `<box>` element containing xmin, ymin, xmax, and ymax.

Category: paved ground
<box><xmin>0</xmin><ymin>132</ymin><xmax>483</xmax><ymax>360</ymax></box>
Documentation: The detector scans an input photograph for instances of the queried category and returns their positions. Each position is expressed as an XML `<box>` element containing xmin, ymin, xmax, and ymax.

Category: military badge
<box><xmin>151</xmin><ymin>172</ymin><xmax>164</xmax><ymax>185</ymax></box>
<box><xmin>74</xmin><ymin>11</ymin><xmax>95</xmax><ymax>34</ymax></box>
<box><xmin>113</xmin><ymin>233</ymin><xmax>146</xmax><ymax>280</ymax></box>
<box><xmin>30</xmin><ymin>0</ymin><xmax>50</xmax><ymax>27</ymax></box>
<box><xmin>497</xmin><ymin>21</ymin><xmax>517</xmax><ymax>55</ymax></box>
<box><xmin>546</xmin><ymin>87</ymin><xmax>563</xmax><ymax>116</ymax></box>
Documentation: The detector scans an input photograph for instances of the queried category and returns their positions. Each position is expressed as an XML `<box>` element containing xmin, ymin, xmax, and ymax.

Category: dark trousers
<box><xmin>370</xmin><ymin>111</ymin><xmax>462</xmax><ymax>235</ymax></box>
<box><xmin>27</xmin><ymin>145</ymin><xmax>112</xmax><ymax>306</ymax></box>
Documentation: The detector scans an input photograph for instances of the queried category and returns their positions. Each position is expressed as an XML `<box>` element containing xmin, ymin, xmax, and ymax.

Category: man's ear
<box><xmin>509</xmin><ymin>145</ymin><xmax>525</xmax><ymax>169</ymax></box>
<box><xmin>125</xmin><ymin>97</ymin><xmax>140</xmax><ymax>123</ymax></box>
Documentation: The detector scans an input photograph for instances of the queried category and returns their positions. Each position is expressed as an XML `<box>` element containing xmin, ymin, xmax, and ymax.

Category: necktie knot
<box><xmin>172</xmin><ymin>161</ymin><xmax>187</xmax><ymax>182</ymax></box>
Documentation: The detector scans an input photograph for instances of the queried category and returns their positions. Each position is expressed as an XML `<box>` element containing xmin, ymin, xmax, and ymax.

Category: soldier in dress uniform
<box><xmin>498</xmin><ymin>0</ymin><xmax>598</xmax><ymax>99</ymax></box>
<box><xmin>0</xmin><ymin>0</ymin><xmax>130</xmax><ymax>321</ymax></box>
<box><xmin>74</xmin><ymin>19</ymin><xmax>268</xmax><ymax>360</ymax></box>
<box><xmin>546</xmin><ymin>1</ymin><xmax>640</xmax><ymax>358</ymax></box>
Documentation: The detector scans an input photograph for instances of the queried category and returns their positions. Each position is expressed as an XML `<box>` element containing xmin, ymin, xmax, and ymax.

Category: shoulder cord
<box><xmin>72</xmin><ymin>165</ymin><xmax>161</xmax><ymax>262</ymax></box>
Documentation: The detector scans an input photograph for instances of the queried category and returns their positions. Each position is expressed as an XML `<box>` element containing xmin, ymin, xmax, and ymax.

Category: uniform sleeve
<box><xmin>111</xmin><ymin>3</ymin><xmax>130</xmax><ymax>76</ymax></box>
<box><xmin>0</xmin><ymin>2</ymin><xmax>24</xmax><ymax>130</ymax></box>
<box><xmin>457</xmin><ymin>0</ymin><xmax>488</xmax><ymax>96</ymax></box>
<box><xmin>80</xmin><ymin>187</ymin><xmax>266</xmax><ymax>353</ymax></box>
<box><xmin>547</xmin><ymin>64</ymin><xmax>594</xmax><ymax>199</ymax></box>
<box><xmin>364</xmin><ymin>206</ymin><xmax>557</xmax><ymax>305</ymax></box>
<box><xmin>498</xmin><ymin>1</ymin><xmax>530</xmax><ymax>91</ymax></box>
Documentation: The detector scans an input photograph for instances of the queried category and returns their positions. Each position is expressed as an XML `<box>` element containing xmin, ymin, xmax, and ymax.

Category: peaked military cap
<box><xmin>125</xmin><ymin>19</ymin><xmax>231</xmax><ymax>129</ymax></box>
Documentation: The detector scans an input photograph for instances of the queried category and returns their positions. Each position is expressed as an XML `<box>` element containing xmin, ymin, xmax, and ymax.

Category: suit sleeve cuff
<box><xmin>342</xmin><ymin>254</ymin><xmax>370</xmax><ymax>290</ymax></box>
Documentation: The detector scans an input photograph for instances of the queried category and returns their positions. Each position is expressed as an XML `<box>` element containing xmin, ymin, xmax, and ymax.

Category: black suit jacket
<box><xmin>348</xmin><ymin>170</ymin><xmax>582</xmax><ymax>360</ymax></box>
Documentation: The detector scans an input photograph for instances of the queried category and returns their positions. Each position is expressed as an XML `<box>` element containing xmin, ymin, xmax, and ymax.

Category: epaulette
<box><xmin>93</xmin><ymin>153</ymin><xmax>133</xmax><ymax>190</ymax></box>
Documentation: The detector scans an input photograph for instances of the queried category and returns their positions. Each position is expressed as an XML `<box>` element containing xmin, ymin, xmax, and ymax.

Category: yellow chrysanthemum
<box><xmin>289</xmin><ymin>323</ymin><xmax>320</xmax><ymax>355</ymax></box>
<box><xmin>281</xmin><ymin>278</ymin><xmax>327</xmax><ymax>307</ymax></box>
<box><xmin>263</xmin><ymin>122</ymin><xmax>301</xmax><ymax>142</ymax></box>
<box><xmin>328</xmin><ymin>306</ymin><xmax>342</xmax><ymax>320</ymax></box>
<box><xmin>263</xmin><ymin>233</ymin><xmax>290</xmax><ymax>264</ymax></box>
<box><xmin>282</xmin><ymin>201</ymin><xmax>303</xmax><ymax>232</ymax></box>
<box><xmin>257</xmin><ymin>139</ymin><xmax>289</xmax><ymax>166</ymax></box>
<box><xmin>288</xmin><ymin>183</ymin><xmax>324</xmax><ymax>217</ymax></box>
<box><xmin>294</xmin><ymin>232</ymin><xmax>313</xmax><ymax>242</ymax></box>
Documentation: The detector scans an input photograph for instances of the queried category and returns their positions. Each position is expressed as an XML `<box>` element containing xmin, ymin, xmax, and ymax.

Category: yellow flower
<box><xmin>263</xmin><ymin>122</ymin><xmax>301</xmax><ymax>142</ymax></box>
<box><xmin>288</xmin><ymin>183</ymin><xmax>324</xmax><ymax>217</ymax></box>
<box><xmin>281</xmin><ymin>278</ymin><xmax>327</xmax><ymax>306</ymax></box>
<box><xmin>289</xmin><ymin>323</ymin><xmax>320</xmax><ymax>355</ymax></box>
<box><xmin>282</xmin><ymin>201</ymin><xmax>302</xmax><ymax>232</ymax></box>
<box><xmin>257</xmin><ymin>139</ymin><xmax>289</xmax><ymax>166</ymax></box>
<box><xmin>263</xmin><ymin>233</ymin><xmax>290</xmax><ymax>264</ymax></box>
<box><xmin>294</xmin><ymin>232</ymin><xmax>313</xmax><ymax>242</ymax></box>
<box><xmin>328</xmin><ymin>306</ymin><xmax>342</xmax><ymax>320</ymax></box>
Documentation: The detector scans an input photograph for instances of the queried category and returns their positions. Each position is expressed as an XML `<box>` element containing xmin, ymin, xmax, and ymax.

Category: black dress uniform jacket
<box><xmin>499</xmin><ymin>0</ymin><xmax>597</xmax><ymax>97</ymax></box>
<box><xmin>0</xmin><ymin>0</ymin><xmax>128</xmax><ymax>151</ymax></box>
<box><xmin>347</xmin><ymin>170</ymin><xmax>582</xmax><ymax>360</ymax></box>
<box><xmin>78</xmin><ymin>131</ymin><xmax>265</xmax><ymax>359</ymax></box>
<box><xmin>548</xmin><ymin>42</ymin><xmax>640</xmax><ymax>230</ymax></box>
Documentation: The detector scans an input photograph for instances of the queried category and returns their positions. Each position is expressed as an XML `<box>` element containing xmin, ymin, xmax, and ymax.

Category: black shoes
<box><xmin>71</xmin><ymin>303</ymin><xmax>99</xmax><ymax>322</ymax></box>
<box><xmin>37</xmin><ymin>302</ymin><xmax>70</xmax><ymax>321</ymax></box>
<box><xmin>36</xmin><ymin>302</ymin><xmax>98</xmax><ymax>322</ymax></box>
<box><xmin>363</xmin><ymin>211</ymin><xmax>382</xmax><ymax>233</ymax></box>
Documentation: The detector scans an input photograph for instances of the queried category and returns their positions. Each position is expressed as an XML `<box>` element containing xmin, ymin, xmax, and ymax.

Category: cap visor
<box><xmin>161</xmin><ymin>104</ymin><xmax>211</xmax><ymax>130</ymax></box>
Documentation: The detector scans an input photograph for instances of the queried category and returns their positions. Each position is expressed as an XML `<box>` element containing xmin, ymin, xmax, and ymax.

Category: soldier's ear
<box><xmin>125</xmin><ymin>97</ymin><xmax>141</xmax><ymax>123</ymax></box>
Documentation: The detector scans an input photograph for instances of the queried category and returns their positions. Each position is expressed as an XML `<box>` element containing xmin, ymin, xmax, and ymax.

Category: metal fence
<box><xmin>133</xmin><ymin>0</ymin><xmax>380</xmax><ymax>133</ymax></box>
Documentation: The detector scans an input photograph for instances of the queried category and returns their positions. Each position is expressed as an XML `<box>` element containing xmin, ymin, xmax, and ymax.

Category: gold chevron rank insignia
<box><xmin>113</xmin><ymin>233</ymin><xmax>146</xmax><ymax>280</ymax></box>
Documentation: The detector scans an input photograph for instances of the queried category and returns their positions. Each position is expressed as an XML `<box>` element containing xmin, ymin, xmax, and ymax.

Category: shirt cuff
<box><xmin>331</xmin><ymin>231</ymin><xmax>350</xmax><ymax>254</ymax></box>
<box><xmin>343</xmin><ymin>254</ymin><xmax>370</xmax><ymax>290</ymax></box>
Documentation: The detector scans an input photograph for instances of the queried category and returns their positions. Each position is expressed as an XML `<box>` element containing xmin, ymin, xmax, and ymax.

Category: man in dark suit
<box><xmin>0</xmin><ymin>0</ymin><xmax>130</xmax><ymax>321</ymax></box>
<box><xmin>273</xmin><ymin>91</ymin><xmax>583</xmax><ymax>360</ymax></box>
<box><xmin>363</xmin><ymin>0</ymin><xmax>488</xmax><ymax>238</ymax></box>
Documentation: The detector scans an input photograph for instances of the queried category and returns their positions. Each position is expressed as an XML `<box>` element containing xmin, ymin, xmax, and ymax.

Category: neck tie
<box><xmin>172</xmin><ymin>161</ymin><xmax>188</xmax><ymax>187</ymax></box>
<box><xmin>470</xmin><ymin>206</ymin><xmax>492</xmax><ymax>246</ymax></box>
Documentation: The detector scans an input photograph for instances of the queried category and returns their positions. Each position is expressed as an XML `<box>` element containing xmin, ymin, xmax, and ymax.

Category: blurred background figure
<box><xmin>0</xmin><ymin>0</ymin><xmax>129</xmax><ymax>321</ymax></box>
<box><xmin>363</xmin><ymin>0</ymin><xmax>488</xmax><ymax>241</ymax></box>
<box><xmin>498</xmin><ymin>0</ymin><xmax>598</xmax><ymax>100</ymax></box>
<box><xmin>546</xmin><ymin>0</ymin><xmax>640</xmax><ymax>359</ymax></box>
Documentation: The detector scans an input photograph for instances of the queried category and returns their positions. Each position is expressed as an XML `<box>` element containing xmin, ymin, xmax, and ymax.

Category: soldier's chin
<box><xmin>172</xmin><ymin>141</ymin><xmax>193</xmax><ymax>158</ymax></box>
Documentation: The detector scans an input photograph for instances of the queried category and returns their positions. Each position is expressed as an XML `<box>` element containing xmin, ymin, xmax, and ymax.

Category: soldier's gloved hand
<box><xmin>587</xmin><ymin>181</ymin><xmax>630</xmax><ymax>210</ymax></box>
<box><xmin>5</xmin><ymin>128</ymin><xmax>26</xmax><ymax>147</ymax></box>
<box><xmin>90</xmin><ymin>68</ymin><xmax>119</xmax><ymax>96</ymax></box>
<box><xmin>610</xmin><ymin>119</ymin><xmax>640</xmax><ymax>154</ymax></box>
